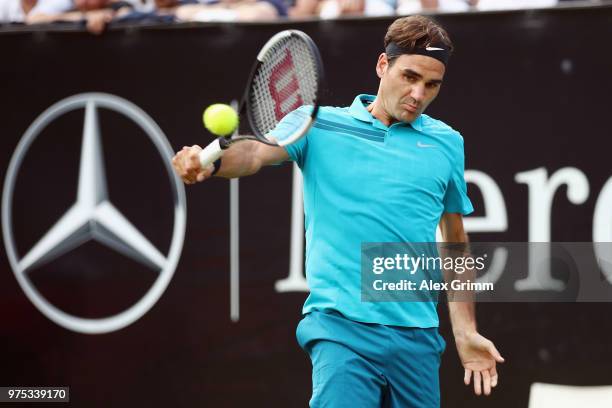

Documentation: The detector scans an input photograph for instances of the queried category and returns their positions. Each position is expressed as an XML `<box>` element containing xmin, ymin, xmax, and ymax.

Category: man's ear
<box><xmin>376</xmin><ymin>53</ymin><xmax>389</xmax><ymax>79</ymax></box>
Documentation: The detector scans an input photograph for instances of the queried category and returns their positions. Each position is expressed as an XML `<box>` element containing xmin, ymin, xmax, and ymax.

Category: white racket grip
<box><xmin>199</xmin><ymin>138</ymin><xmax>225</xmax><ymax>169</ymax></box>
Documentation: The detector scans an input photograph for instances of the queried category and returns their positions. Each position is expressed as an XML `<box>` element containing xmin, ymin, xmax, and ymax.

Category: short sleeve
<box><xmin>29</xmin><ymin>0</ymin><xmax>74</xmax><ymax>14</ymax></box>
<box><xmin>443</xmin><ymin>136</ymin><xmax>474</xmax><ymax>215</ymax></box>
<box><xmin>0</xmin><ymin>0</ymin><xmax>25</xmax><ymax>22</ymax></box>
<box><xmin>268</xmin><ymin>106</ymin><xmax>311</xmax><ymax>169</ymax></box>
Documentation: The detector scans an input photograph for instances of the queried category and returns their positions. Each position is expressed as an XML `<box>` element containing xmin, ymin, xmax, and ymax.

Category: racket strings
<box><xmin>249</xmin><ymin>35</ymin><xmax>320</xmax><ymax>141</ymax></box>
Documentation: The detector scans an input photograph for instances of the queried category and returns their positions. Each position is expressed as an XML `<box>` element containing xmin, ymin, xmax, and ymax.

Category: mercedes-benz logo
<box><xmin>1</xmin><ymin>93</ymin><xmax>186</xmax><ymax>334</ymax></box>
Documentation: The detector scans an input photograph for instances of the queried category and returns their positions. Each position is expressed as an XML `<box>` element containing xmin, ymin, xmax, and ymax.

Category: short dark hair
<box><xmin>384</xmin><ymin>16</ymin><xmax>453</xmax><ymax>65</ymax></box>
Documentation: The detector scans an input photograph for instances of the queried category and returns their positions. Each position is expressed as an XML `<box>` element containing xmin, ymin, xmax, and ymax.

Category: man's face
<box><xmin>376</xmin><ymin>53</ymin><xmax>445</xmax><ymax>124</ymax></box>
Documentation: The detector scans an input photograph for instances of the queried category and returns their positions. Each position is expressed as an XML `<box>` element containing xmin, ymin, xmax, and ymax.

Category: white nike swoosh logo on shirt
<box><xmin>417</xmin><ymin>141</ymin><xmax>436</xmax><ymax>148</ymax></box>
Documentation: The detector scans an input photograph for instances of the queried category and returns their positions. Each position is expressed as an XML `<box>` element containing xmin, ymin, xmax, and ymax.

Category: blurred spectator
<box><xmin>2</xmin><ymin>0</ymin><xmax>581</xmax><ymax>28</ymax></box>
<box><xmin>166</xmin><ymin>0</ymin><xmax>286</xmax><ymax>21</ymax></box>
<box><xmin>0</xmin><ymin>0</ymin><xmax>37</xmax><ymax>22</ymax></box>
<box><xmin>25</xmin><ymin>0</ymin><xmax>138</xmax><ymax>33</ymax></box>
<box><xmin>290</xmin><ymin>0</ymin><xmax>395</xmax><ymax>18</ymax></box>
<box><xmin>477</xmin><ymin>0</ymin><xmax>557</xmax><ymax>10</ymax></box>
<box><xmin>397</xmin><ymin>0</ymin><xmax>477</xmax><ymax>14</ymax></box>
<box><xmin>397</xmin><ymin>0</ymin><xmax>558</xmax><ymax>13</ymax></box>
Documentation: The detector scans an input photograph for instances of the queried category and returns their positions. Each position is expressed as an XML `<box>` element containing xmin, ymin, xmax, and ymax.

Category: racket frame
<box><xmin>199</xmin><ymin>29</ymin><xmax>324</xmax><ymax>168</ymax></box>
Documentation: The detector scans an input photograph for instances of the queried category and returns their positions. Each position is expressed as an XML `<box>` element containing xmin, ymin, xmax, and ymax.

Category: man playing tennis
<box><xmin>173</xmin><ymin>15</ymin><xmax>503</xmax><ymax>407</ymax></box>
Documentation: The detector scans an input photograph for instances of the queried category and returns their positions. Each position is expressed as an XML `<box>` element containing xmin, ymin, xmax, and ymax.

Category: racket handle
<box><xmin>199</xmin><ymin>138</ymin><xmax>225</xmax><ymax>169</ymax></box>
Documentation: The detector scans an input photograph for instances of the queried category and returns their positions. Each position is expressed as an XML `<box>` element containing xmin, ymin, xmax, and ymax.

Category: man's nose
<box><xmin>410</xmin><ymin>84</ymin><xmax>426</xmax><ymax>103</ymax></box>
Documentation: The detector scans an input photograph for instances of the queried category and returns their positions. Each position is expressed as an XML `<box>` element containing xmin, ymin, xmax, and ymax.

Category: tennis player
<box><xmin>173</xmin><ymin>15</ymin><xmax>504</xmax><ymax>407</ymax></box>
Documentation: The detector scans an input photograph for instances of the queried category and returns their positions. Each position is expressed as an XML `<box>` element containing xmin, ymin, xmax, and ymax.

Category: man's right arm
<box><xmin>171</xmin><ymin>140</ymin><xmax>289</xmax><ymax>185</ymax></box>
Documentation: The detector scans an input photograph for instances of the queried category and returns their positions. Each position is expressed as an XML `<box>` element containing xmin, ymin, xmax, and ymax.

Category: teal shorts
<box><xmin>296</xmin><ymin>311</ymin><xmax>446</xmax><ymax>408</ymax></box>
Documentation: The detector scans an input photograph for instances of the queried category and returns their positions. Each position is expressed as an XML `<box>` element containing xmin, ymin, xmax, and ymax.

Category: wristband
<box><xmin>211</xmin><ymin>158</ymin><xmax>222</xmax><ymax>176</ymax></box>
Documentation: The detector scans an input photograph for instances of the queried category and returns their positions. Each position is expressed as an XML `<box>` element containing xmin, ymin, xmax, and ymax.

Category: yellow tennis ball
<box><xmin>203</xmin><ymin>103</ymin><xmax>239</xmax><ymax>136</ymax></box>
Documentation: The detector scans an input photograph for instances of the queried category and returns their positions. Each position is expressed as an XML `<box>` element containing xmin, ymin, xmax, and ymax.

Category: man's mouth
<box><xmin>401</xmin><ymin>104</ymin><xmax>418</xmax><ymax>113</ymax></box>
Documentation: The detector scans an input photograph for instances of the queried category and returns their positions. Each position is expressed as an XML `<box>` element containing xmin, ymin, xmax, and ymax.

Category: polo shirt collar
<box><xmin>348</xmin><ymin>94</ymin><xmax>424</xmax><ymax>132</ymax></box>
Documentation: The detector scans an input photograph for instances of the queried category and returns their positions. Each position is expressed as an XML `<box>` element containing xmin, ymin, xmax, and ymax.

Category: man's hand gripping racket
<box><xmin>176</xmin><ymin>30</ymin><xmax>323</xmax><ymax>183</ymax></box>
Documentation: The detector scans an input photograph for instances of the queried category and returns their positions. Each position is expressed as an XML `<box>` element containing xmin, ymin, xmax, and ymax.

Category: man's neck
<box><xmin>366</xmin><ymin>98</ymin><xmax>396</xmax><ymax>127</ymax></box>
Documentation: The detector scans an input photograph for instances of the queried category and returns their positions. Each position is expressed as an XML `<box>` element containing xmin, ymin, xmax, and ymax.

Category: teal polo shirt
<box><xmin>272</xmin><ymin>94</ymin><xmax>473</xmax><ymax>327</ymax></box>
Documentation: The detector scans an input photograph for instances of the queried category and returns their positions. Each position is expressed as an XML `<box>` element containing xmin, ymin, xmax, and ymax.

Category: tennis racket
<box><xmin>198</xmin><ymin>29</ymin><xmax>324</xmax><ymax>168</ymax></box>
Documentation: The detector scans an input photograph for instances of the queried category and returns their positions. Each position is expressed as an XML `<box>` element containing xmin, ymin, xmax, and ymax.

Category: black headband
<box><xmin>385</xmin><ymin>42</ymin><xmax>451</xmax><ymax>66</ymax></box>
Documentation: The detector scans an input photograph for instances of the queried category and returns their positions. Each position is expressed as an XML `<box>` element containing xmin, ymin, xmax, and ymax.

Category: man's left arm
<box><xmin>439</xmin><ymin>213</ymin><xmax>505</xmax><ymax>396</ymax></box>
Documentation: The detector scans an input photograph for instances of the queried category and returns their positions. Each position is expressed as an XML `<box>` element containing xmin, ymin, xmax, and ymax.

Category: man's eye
<box><xmin>426</xmin><ymin>82</ymin><xmax>440</xmax><ymax>89</ymax></box>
